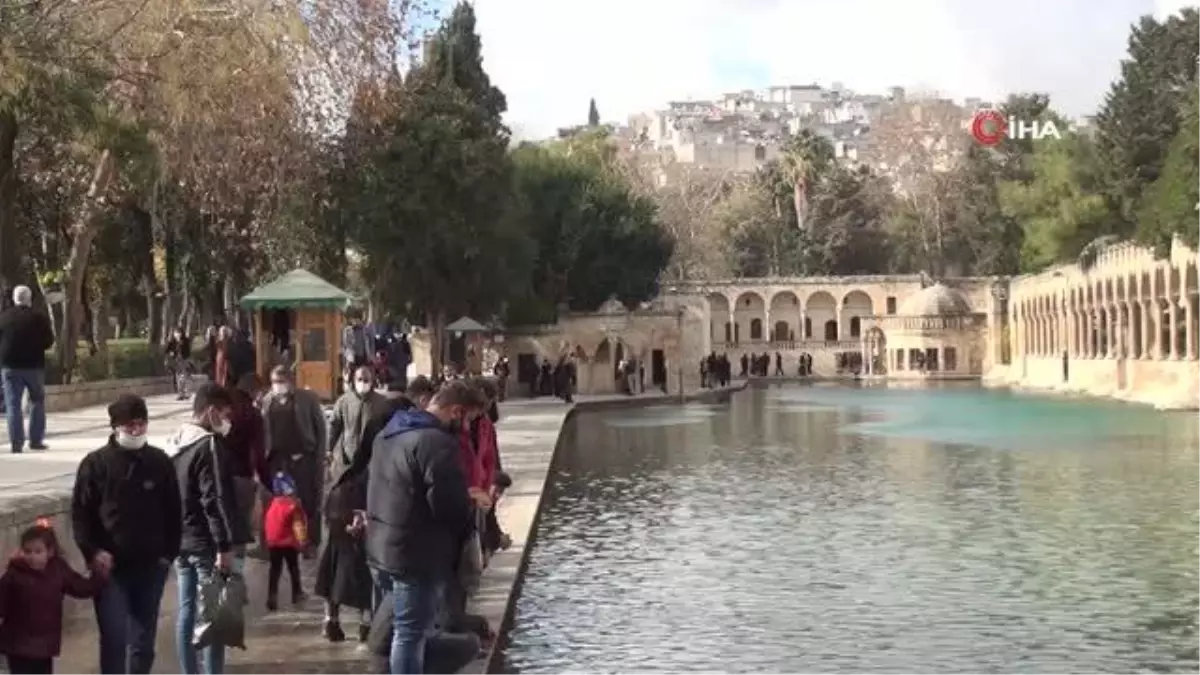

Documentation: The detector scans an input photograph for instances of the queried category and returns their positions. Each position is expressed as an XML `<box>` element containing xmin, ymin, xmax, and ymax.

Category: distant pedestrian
<box><xmin>329</xmin><ymin>366</ymin><xmax>389</xmax><ymax>485</ymax></box>
<box><xmin>260</xmin><ymin>366</ymin><xmax>327</xmax><ymax>550</ymax></box>
<box><xmin>166</xmin><ymin>328</ymin><xmax>193</xmax><ymax>401</ymax></box>
<box><xmin>0</xmin><ymin>285</ymin><xmax>55</xmax><ymax>454</ymax></box>
<box><xmin>71</xmin><ymin>394</ymin><xmax>181</xmax><ymax>674</ymax></box>
<box><xmin>0</xmin><ymin>523</ymin><xmax>105</xmax><ymax>674</ymax></box>
<box><xmin>263</xmin><ymin>472</ymin><xmax>308</xmax><ymax>611</ymax></box>
<box><xmin>166</xmin><ymin>384</ymin><xmax>248</xmax><ymax>675</ymax></box>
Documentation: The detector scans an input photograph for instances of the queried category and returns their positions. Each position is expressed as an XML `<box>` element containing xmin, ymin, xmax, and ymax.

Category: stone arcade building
<box><xmin>503</xmin><ymin>276</ymin><xmax>1004</xmax><ymax>394</ymax></box>
<box><xmin>998</xmin><ymin>238</ymin><xmax>1198</xmax><ymax>408</ymax></box>
<box><xmin>500</xmin><ymin>239</ymin><xmax>1197</xmax><ymax>408</ymax></box>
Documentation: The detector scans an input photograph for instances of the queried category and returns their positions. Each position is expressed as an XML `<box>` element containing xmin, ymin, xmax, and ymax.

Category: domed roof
<box><xmin>898</xmin><ymin>283</ymin><xmax>972</xmax><ymax>316</ymax></box>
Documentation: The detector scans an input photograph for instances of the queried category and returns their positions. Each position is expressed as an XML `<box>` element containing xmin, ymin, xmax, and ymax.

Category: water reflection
<box><xmin>504</xmin><ymin>384</ymin><xmax>1200</xmax><ymax>673</ymax></box>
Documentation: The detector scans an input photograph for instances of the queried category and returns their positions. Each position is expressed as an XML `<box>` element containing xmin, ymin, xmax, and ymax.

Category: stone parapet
<box><xmin>0</xmin><ymin>493</ymin><xmax>79</xmax><ymax>571</ymax></box>
<box><xmin>41</xmin><ymin>376</ymin><xmax>175</xmax><ymax>413</ymax></box>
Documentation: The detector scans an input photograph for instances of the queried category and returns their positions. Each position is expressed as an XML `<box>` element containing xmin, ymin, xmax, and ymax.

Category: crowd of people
<box><xmin>0</xmin><ymin>347</ymin><xmax>511</xmax><ymax>674</ymax></box>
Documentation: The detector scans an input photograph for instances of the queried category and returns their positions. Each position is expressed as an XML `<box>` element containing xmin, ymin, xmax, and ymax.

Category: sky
<box><xmin>450</xmin><ymin>0</ymin><xmax>1198</xmax><ymax>140</ymax></box>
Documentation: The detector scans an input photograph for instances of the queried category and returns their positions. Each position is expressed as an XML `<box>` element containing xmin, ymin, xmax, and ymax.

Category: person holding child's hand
<box><xmin>0</xmin><ymin>523</ymin><xmax>107</xmax><ymax>674</ymax></box>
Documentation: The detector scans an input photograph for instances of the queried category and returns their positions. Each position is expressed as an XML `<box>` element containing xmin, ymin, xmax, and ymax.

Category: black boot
<box><xmin>323</xmin><ymin>620</ymin><xmax>346</xmax><ymax>642</ymax></box>
<box><xmin>266</xmin><ymin>593</ymin><xmax>278</xmax><ymax>612</ymax></box>
<box><xmin>358</xmin><ymin>623</ymin><xmax>371</xmax><ymax>643</ymax></box>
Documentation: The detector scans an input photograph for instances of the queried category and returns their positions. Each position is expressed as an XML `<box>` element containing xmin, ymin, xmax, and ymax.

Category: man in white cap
<box><xmin>0</xmin><ymin>285</ymin><xmax>56</xmax><ymax>453</ymax></box>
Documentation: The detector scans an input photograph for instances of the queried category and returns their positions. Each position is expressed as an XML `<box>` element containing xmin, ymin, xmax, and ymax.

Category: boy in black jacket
<box><xmin>72</xmin><ymin>394</ymin><xmax>182</xmax><ymax>675</ymax></box>
<box><xmin>165</xmin><ymin>384</ymin><xmax>250</xmax><ymax>675</ymax></box>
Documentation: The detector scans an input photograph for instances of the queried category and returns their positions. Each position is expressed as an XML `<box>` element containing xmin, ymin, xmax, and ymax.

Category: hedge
<box><xmin>44</xmin><ymin>339</ymin><xmax>168</xmax><ymax>384</ymax></box>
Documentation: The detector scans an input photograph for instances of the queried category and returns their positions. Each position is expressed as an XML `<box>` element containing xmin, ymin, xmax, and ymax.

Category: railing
<box><xmin>714</xmin><ymin>339</ymin><xmax>863</xmax><ymax>351</ymax></box>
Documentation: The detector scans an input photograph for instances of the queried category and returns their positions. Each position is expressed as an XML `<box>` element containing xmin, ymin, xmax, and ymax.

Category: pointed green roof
<box><xmin>240</xmin><ymin>269</ymin><xmax>354</xmax><ymax>310</ymax></box>
<box><xmin>446</xmin><ymin>316</ymin><xmax>488</xmax><ymax>332</ymax></box>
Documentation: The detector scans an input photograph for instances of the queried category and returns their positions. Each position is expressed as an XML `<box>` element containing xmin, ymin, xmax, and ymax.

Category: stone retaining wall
<box><xmin>42</xmin><ymin>376</ymin><xmax>175</xmax><ymax>413</ymax></box>
<box><xmin>0</xmin><ymin>493</ymin><xmax>79</xmax><ymax>568</ymax></box>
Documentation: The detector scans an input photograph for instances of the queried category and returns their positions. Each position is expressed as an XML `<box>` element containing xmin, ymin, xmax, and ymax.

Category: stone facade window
<box><xmin>944</xmin><ymin>347</ymin><xmax>958</xmax><ymax>371</ymax></box>
<box><xmin>886</xmin><ymin>296</ymin><xmax>897</xmax><ymax>314</ymax></box>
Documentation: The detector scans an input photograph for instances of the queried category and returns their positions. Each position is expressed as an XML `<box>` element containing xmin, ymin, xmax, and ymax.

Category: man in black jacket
<box><xmin>0</xmin><ymin>285</ymin><xmax>55</xmax><ymax>453</ymax></box>
<box><xmin>165</xmin><ymin>383</ymin><xmax>250</xmax><ymax>675</ymax></box>
<box><xmin>367</xmin><ymin>380</ymin><xmax>480</xmax><ymax>674</ymax></box>
<box><xmin>72</xmin><ymin>394</ymin><xmax>182</xmax><ymax>674</ymax></box>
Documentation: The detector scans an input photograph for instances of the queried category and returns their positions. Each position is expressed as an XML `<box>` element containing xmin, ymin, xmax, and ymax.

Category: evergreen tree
<box><xmin>348</xmin><ymin>1</ymin><xmax>528</xmax><ymax>370</ymax></box>
<box><xmin>588</xmin><ymin>98</ymin><xmax>600</xmax><ymax>127</ymax></box>
<box><xmin>1137</xmin><ymin>86</ymin><xmax>1200</xmax><ymax>253</ymax></box>
<box><xmin>1093</xmin><ymin>8</ymin><xmax>1198</xmax><ymax>234</ymax></box>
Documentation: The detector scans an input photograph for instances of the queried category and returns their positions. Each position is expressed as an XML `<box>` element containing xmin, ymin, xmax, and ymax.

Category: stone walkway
<box><xmin>51</xmin><ymin>398</ymin><xmax>575</xmax><ymax>674</ymax></box>
<box><xmin>0</xmin><ymin>393</ymin><xmax>194</xmax><ymax>508</ymax></box>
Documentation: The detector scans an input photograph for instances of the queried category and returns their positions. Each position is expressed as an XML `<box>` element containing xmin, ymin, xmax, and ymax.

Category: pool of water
<box><xmin>502</xmin><ymin>383</ymin><xmax>1200</xmax><ymax>673</ymax></box>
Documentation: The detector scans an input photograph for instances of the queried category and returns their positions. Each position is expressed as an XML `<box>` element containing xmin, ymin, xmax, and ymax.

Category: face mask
<box><xmin>115</xmin><ymin>430</ymin><xmax>147</xmax><ymax>450</ymax></box>
<box><xmin>354</xmin><ymin>381</ymin><xmax>372</xmax><ymax>395</ymax></box>
<box><xmin>271</xmin><ymin>383</ymin><xmax>290</xmax><ymax>396</ymax></box>
<box><xmin>212</xmin><ymin>418</ymin><xmax>232</xmax><ymax>436</ymax></box>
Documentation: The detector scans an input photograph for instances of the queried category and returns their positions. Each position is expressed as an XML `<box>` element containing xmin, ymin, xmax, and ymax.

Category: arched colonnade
<box><xmin>1011</xmin><ymin>259</ymin><xmax>1200</xmax><ymax>362</ymax></box>
<box><xmin>707</xmin><ymin>288</ymin><xmax>876</xmax><ymax>347</ymax></box>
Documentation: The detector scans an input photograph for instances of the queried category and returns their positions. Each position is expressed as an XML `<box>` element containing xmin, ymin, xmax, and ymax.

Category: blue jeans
<box><xmin>1</xmin><ymin>368</ymin><xmax>45</xmax><ymax>451</ymax></box>
<box><xmin>93</xmin><ymin>561</ymin><xmax>170</xmax><ymax>674</ymax></box>
<box><xmin>175</xmin><ymin>554</ymin><xmax>226</xmax><ymax>674</ymax></box>
<box><xmin>375</xmin><ymin>573</ymin><xmax>442</xmax><ymax>674</ymax></box>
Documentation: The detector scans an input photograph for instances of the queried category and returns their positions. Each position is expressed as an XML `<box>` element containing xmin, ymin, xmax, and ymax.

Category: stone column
<box><xmin>1185</xmin><ymin>294</ymin><xmax>1197</xmax><ymax>360</ymax></box>
<box><xmin>1168</xmin><ymin>270</ymin><xmax>1180</xmax><ymax>360</ymax></box>
<box><xmin>1060</xmin><ymin>297</ymin><xmax>1070</xmax><ymax>355</ymax></box>
<box><xmin>728</xmin><ymin>310</ymin><xmax>736</xmax><ymax>345</ymax></box>
<box><xmin>798</xmin><ymin>308</ymin><xmax>807</xmax><ymax>341</ymax></box>
<box><xmin>1140</xmin><ymin>299</ymin><xmax>1152</xmax><ymax>359</ymax></box>
<box><xmin>861</xmin><ymin>340</ymin><xmax>869</xmax><ymax>375</ymax></box>
<box><xmin>764</xmin><ymin>308</ymin><xmax>772</xmax><ymax>343</ymax></box>
<box><xmin>1123</xmin><ymin>302</ymin><xmax>1135</xmax><ymax>360</ymax></box>
<box><xmin>1111</xmin><ymin>303</ymin><xmax>1121</xmax><ymax>359</ymax></box>
<box><xmin>835</xmin><ymin>308</ymin><xmax>844</xmax><ymax>341</ymax></box>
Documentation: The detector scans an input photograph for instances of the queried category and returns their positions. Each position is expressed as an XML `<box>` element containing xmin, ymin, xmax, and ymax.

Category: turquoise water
<box><xmin>504</xmin><ymin>383</ymin><xmax>1199</xmax><ymax>673</ymax></box>
<box><xmin>779</xmin><ymin>382</ymin><xmax>1184</xmax><ymax>451</ymax></box>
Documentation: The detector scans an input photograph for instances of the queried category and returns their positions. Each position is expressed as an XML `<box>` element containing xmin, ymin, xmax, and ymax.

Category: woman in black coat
<box><xmin>315</xmin><ymin>391</ymin><xmax>417</xmax><ymax>643</ymax></box>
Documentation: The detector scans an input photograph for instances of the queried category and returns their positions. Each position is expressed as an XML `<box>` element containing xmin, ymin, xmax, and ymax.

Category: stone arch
<box><xmin>733</xmin><ymin>290</ymin><xmax>766</xmax><ymax>344</ymax></box>
<box><xmin>769</xmin><ymin>290</ymin><xmax>801</xmax><ymax>342</ymax></box>
<box><xmin>841</xmin><ymin>289</ymin><xmax>873</xmax><ymax>339</ymax></box>
<box><xmin>806</xmin><ymin>291</ymin><xmax>837</xmax><ymax>341</ymax></box>
<box><xmin>708</xmin><ymin>293</ymin><xmax>731</xmax><ymax>346</ymax></box>
<box><xmin>864</xmin><ymin>325</ymin><xmax>887</xmax><ymax>375</ymax></box>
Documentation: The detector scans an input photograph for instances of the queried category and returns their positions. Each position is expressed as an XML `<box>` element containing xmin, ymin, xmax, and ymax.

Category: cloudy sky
<box><xmin>453</xmin><ymin>0</ymin><xmax>1196</xmax><ymax>139</ymax></box>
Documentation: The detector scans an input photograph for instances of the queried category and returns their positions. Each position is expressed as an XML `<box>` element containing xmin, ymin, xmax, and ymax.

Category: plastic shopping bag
<box><xmin>193</xmin><ymin>571</ymin><xmax>248</xmax><ymax>650</ymax></box>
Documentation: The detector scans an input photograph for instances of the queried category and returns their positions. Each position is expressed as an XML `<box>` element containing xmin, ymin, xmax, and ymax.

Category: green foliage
<box><xmin>999</xmin><ymin>136</ymin><xmax>1108</xmax><ymax>271</ymax></box>
<box><xmin>510</xmin><ymin>138</ymin><xmax>672</xmax><ymax>315</ymax></box>
<box><xmin>1137</xmin><ymin>86</ymin><xmax>1200</xmax><ymax>254</ymax></box>
<box><xmin>44</xmin><ymin>340</ymin><xmax>164</xmax><ymax>384</ymax></box>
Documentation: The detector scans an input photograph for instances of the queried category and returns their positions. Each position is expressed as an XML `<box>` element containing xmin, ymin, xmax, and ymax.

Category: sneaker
<box><xmin>28</xmin><ymin>442</ymin><xmax>48</xmax><ymax>451</ymax></box>
<box><xmin>266</xmin><ymin>595</ymin><xmax>278</xmax><ymax>612</ymax></box>
<box><xmin>323</xmin><ymin>620</ymin><xmax>346</xmax><ymax>643</ymax></box>
<box><xmin>358</xmin><ymin>623</ymin><xmax>370</xmax><ymax>643</ymax></box>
